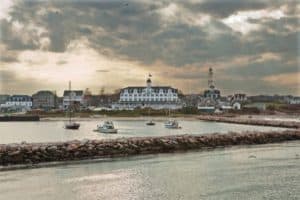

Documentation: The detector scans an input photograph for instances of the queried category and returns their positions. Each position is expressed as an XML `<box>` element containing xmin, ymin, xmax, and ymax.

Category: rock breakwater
<box><xmin>197</xmin><ymin>116</ymin><xmax>300</xmax><ymax>128</ymax></box>
<box><xmin>0</xmin><ymin>130</ymin><xmax>299</xmax><ymax>166</ymax></box>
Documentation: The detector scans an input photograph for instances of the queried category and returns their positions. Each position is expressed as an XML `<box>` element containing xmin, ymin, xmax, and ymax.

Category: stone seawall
<box><xmin>197</xmin><ymin>116</ymin><xmax>300</xmax><ymax>129</ymax></box>
<box><xmin>1</xmin><ymin>130</ymin><xmax>299</xmax><ymax>166</ymax></box>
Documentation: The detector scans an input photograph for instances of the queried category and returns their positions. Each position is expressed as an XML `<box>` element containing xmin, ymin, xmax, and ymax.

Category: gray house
<box><xmin>32</xmin><ymin>91</ymin><xmax>57</xmax><ymax>110</ymax></box>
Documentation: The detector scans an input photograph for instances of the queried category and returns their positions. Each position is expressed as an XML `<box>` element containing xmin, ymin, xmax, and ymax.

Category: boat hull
<box><xmin>146</xmin><ymin>122</ymin><xmax>156</xmax><ymax>126</ymax></box>
<box><xmin>98</xmin><ymin>128</ymin><xmax>118</xmax><ymax>134</ymax></box>
<box><xmin>65</xmin><ymin>123</ymin><xmax>80</xmax><ymax>130</ymax></box>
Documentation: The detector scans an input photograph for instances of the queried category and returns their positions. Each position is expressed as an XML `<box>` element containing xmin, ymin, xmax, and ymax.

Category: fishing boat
<box><xmin>164</xmin><ymin>119</ymin><xmax>181</xmax><ymax>129</ymax></box>
<box><xmin>164</xmin><ymin>108</ymin><xmax>181</xmax><ymax>129</ymax></box>
<box><xmin>64</xmin><ymin>81</ymin><xmax>80</xmax><ymax>130</ymax></box>
<box><xmin>97</xmin><ymin>121</ymin><xmax>118</xmax><ymax>134</ymax></box>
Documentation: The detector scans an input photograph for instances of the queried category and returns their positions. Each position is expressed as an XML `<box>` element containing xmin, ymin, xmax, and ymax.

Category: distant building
<box><xmin>203</xmin><ymin>68</ymin><xmax>221</xmax><ymax>100</ymax></box>
<box><xmin>182</xmin><ymin>94</ymin><xmax>201</xmax><ymax>107</ymax></box>
<box><xmin>32</xmin><ymin>91</ymin><xmax>57</xmax><ymax>109</ymax></box>
<box><xmin>86</xmin><ymin>94</ymin><xmax>119</xmax><ymax>108</ymax></box>
<box><xmin>0</xmin><ymin>95</ymin><xmax>10</xmax><ymax>105</ymax></box>
<box><xmin>115</xmin><ymin>75</ymin><xmax>181</xmax><ymax>110</ymax></box>
<box><xmin>4</xmin><ymin>95</ymin><xmax>32</xmax><ymax>111</ymax></box>
<box><xmin>228</xmin><ymin>93</ymin><xmax>247</xmax><ymax>102</ymax></box>
<box><xmin>232</xmin><ymin>102</ymin><xmax>242</xmax><ymax>110</ymax></box>
<box><xmin>63</xmin><ymin>90</ymin><xmax>84</xmax><ymax>110</ymax></box>
<box><xmin>198</xmin><ymin>68</ymin><xmax>221</xmax><ymax>110</ymax></box>
<box><xmin>285</xmin><ymin>96</ymin><xmax>300</xmax><ymax>105</ymax></box>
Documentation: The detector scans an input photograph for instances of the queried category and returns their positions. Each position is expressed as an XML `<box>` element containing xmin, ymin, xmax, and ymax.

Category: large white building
<box><xmin>114</xmin><ymin>75</ymin><xmax>182</xmax><ymax>110</ymax></box>
<box><xmin>2</xmin><ymin>95</ymin><xmax>32</xmax><ymax>111</ymax></box>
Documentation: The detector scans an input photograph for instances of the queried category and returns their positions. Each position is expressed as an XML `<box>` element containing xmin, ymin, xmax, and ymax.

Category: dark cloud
<box><xmin>0</xmin><ymin>51</ymin><xmax>19</xmax><ymax>63</ymax></box>
<box><xmin>223</xmin><ymin>59</ymin><xmax>297</xmax><ymax>78</ymax></box>
<box><xmin>96</xmin><ymin>69</ymin><xmax>110</xmax><ymax>73</ymax></box>
<box><xmin>0</xmin><ymin>0</ymin><xmax>299</xmax><ymax>94</ymax></box>
<box><xmin>0</xmin><ymin>70</ymin><xmax>50</xmax><ymax>94</ymax></box>
<box><xmin>181</xmin><ymin>0</ymin><xmax>268</xmax><ymax>18</ymax></box>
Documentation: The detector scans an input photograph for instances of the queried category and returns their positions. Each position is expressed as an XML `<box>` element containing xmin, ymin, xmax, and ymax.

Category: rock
<box><xmin>47</xmin><ymin>145</ymin><xmax>58</xmax><ymax>152</ymax></box>
<box><xmin>8</xmin><ymin>150</ymin><xmax>21</xmax><ymax>156</ymax></box>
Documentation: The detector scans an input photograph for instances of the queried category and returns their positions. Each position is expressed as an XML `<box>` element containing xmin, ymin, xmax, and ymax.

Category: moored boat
<box><xmin>64</xmin><ymin>81</ymin><xmax>80</xmax><ymax>130</ymax></box>
<box><xmin>146</xmin><ymin>120</ymin><xmax>156</xmax><ymax>126</ymax></box>
<box><xmin>64</xmin><ymin>122</ymin><xmax>80</xmax><ymax>130</ymax></box>
<box><xmin>164</xmin><ymin>120</ymin><xmax>181</xmax><ymax>129</ymax></box>
<box><xmin>97</xmin><ymin>121</ymin><xmax>118</xmax><ymax>134</ymax></box>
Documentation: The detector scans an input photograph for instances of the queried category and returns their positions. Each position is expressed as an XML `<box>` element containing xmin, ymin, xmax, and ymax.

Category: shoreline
<box><xmin>40</xmin><ymin>116</ymin><xmax>200</xmax><ymax>122</ymax></box>
<box><xmin>1</xmin><ymin>130</ymin><xmax>299</xmax><ymax>169</ymax></box>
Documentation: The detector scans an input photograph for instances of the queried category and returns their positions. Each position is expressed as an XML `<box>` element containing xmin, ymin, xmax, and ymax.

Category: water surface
<box><xmin>0</xmin><ymin>142</ymin><xmax>299</xmax><ymax>200</ymax></box>
<box><xmin>0</xmin><ymin>119</ymin><xmax>287</xmax><ymax>144</ymax></box>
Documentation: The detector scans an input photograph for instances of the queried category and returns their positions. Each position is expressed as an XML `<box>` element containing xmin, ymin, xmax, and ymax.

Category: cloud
<box><xmin>181</xmin><ymin>0</ymin><xmax>268</xmax><ymax>18</ymax></box>
<box><xmin>0</xmin><ymin>0</ymin><xmax>299</xmax><ymax>95</ymax></box>
<box><xmin>96</xmin><ymin>70</ymin><xmax>110</xmax><ymax>73</ymax></box>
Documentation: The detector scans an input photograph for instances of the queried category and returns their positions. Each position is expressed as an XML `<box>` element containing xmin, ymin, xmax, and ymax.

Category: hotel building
<box><xmin>114</xmin><ymin>75</ymin><xmax>181</xmax><ymax>110</ymax></box>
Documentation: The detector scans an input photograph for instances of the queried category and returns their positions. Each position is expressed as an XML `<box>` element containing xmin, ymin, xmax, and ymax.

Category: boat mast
<box><xmin>69</xmin><ymin>81</ymin><xmax>71</xmax><ymax>123</ymax></box>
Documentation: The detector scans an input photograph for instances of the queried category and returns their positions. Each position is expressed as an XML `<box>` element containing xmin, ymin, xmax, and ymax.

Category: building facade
<box><xmin>63</xmin><ymin>90</ymin><xmax>84</xmax><ymax>110</ymax></box>
<box><xmin>115</xmin><ymin>75</ymin><xmax>181</xmax><ymax>110</ymax></box>
<box><xmin>4</xmin><ymin>95</ymin><xmax>32</xmax><ymax>110</ymax></box>
<box><xmin>32</xmin><ymin>91</ymin><xmax>57</xmax><ymax>109</ymax></box>
<box><xmin>203</xmin><ymin>68</ymin><xmax>221</xmax><ymax>99</ymax></box>
<box><xmin>0</xmin><ymin>95</ymin><xmax>10</xmax><ymax>105</ymax></box>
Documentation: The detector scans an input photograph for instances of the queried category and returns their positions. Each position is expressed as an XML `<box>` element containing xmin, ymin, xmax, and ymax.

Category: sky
<box><xmin>0</xmin><ymin>0</ymin><xmax>299</xmax><ymax>96</ymax></box>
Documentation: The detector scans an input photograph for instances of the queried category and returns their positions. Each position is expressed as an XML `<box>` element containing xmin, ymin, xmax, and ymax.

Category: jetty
<box><xmin>197</xmin><ymin>115</ymin><xmax>300</xmax><ymax>129</ymax></box>
<box><xmin>0</xmin><ymin>130</ymin><xmax>299</xmax><ymax>168</ymax></box>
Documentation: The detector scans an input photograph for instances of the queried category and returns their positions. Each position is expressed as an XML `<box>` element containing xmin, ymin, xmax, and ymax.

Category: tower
<box><xmin>208</xmin><ymin>67</ymin><xmax>215</xmax><ymax>89</ymax></box>
<box><xmin>146</xmin><ymin>74</ymin><xmax>152</xmax><ymax>88</ymax></box>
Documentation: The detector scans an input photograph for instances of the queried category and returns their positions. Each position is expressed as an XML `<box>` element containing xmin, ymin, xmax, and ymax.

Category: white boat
<box><xmin>97</xmin><ymin>121</ymin><xmax>118</xmax><ymax>134</ymax></box>
<box><xmin>164</xmin><ymin>120</ymin><xmax>181</xmax><ymax>129</ymax></box>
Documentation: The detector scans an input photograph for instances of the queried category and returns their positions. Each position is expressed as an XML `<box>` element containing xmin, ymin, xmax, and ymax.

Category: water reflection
<box><xmin>0</xmin><ymin>142</ymin><xmax>299</xmax><ymax>200</ymax></box>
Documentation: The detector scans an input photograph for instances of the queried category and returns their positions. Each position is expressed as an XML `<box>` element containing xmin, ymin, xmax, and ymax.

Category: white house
<box><xmin>63</xmin><ymin>90</ymin><xmax>84</xmax><ymax>110</ymax></box>
<box><xmin>115</xmin><ymin>75</ymin><xmax>181</xmax><ymax>110</ymax></box>
<box><xmin>4</xmin><ymin>95</ymin><xmax>32</xmax><ymax>111</ymax></box>
<box><xmin>287</xmin><ymin>96</ymin><xmax>300</xmax><ymax>104</ymax></box>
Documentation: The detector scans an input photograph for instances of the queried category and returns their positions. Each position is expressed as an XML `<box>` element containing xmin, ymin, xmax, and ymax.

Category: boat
<box><xmin>64</xmin><ymin>81</ymin><xmax>80</xmax><ymax>130</ymax></box>
<box><xmin>97</xmin><ymin>121</ymin><xmax>118</xmax><ymax>134</ymax></box>
<box><xmin>65</xmin><ymin>122</ymin><xmax>80</xmax><ymax>130</ymax></box>
<box><xmin>164</xmin><ymin>108</ymin><xmax>181</xmax><ymax>129</ymax></box>
<box><xmin>146</xmin><ymin>120</ymin><xmax>155</xmax><ymax>126</ymax></box>
<box><xmin>164</xmin><ymin>120</ymin><xmax>181</xmax><ymax>129</ymax></box>
<box><xmin>146</xmin><ymin>106</ymin><xmax>156</xmax><ymax>126</ymax></box>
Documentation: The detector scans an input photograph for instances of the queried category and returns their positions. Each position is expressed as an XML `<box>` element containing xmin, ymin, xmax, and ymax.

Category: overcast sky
<box><xmin>0</xmin><ymin>0</ymin><xmax>299</xmax><ymax>96</ymax></box>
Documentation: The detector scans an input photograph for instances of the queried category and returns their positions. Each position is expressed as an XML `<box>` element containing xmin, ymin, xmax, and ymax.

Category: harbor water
<box><xmin>0</xmin><ymin>119</ymin><xmax>287</xmax><ymax>144</ymax></box>
<box><xmin>0</xmin><ymin>141</ymin><xmax>299</xmax><ymax>200</ymax></box>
